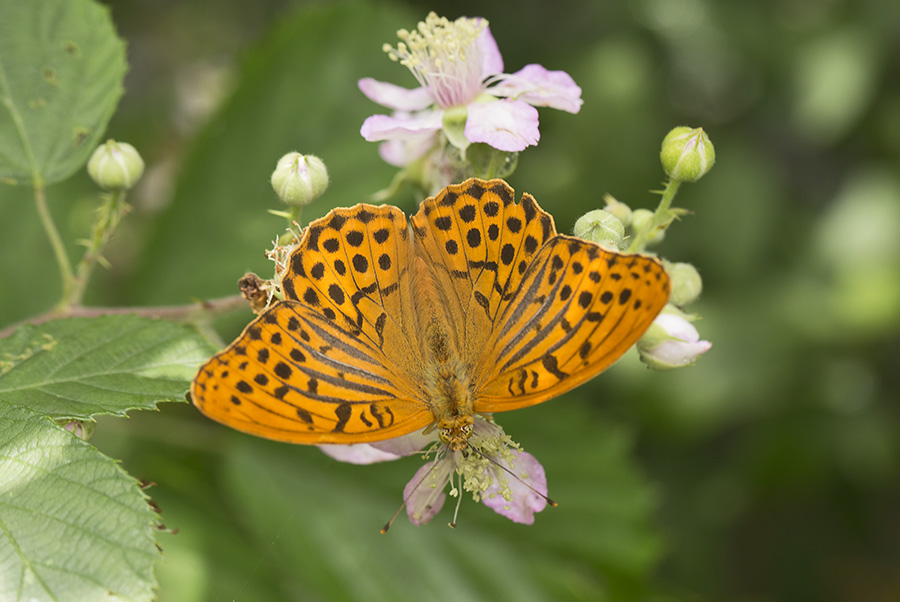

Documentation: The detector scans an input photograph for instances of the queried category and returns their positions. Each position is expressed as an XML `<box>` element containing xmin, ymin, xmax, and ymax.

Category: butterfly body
<box><xmin>191</xmin><ymin>179</ymin><xmax>670</xmax><ymax>446</ymax></box>
<box><xmin>408</xmin><ymin>255</ymin><xmax>476</xmax><ymax>450</ymax></box>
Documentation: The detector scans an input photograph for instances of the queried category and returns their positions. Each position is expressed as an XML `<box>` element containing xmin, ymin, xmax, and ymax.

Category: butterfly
<box><xmin>191</xmin><ymin>178</ymin><xmax>670</xmax><ymax>450</ymax></box>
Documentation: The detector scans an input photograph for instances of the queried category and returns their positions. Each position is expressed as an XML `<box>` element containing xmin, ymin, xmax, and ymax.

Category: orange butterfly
<box><xmin>191</xmin><ymin>178</ymin><xmax>670</xmax><ymax>450</ymax></box>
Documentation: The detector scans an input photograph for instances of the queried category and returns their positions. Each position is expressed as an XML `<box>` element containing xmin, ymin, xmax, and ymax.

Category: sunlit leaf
<box><xmin>0</xmin><ymin>403</ymin><xmax>157</xmax><ymax>601</ymax></box>
<box><xmin>0</xmin><ymin>315</ymin><xmax>215</xmax><ymax>419</ymax></box>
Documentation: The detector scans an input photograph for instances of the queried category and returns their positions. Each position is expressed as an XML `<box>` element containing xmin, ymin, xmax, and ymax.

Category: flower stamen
<box><xmin>382</xmin><ymin>12</ymin><xmax>487</xmax><ymax>108</ymax></box>
<box><xmin>449</xmin><ymin>472</ymin><xmax>464</xmax><ymax>528</ymax></box>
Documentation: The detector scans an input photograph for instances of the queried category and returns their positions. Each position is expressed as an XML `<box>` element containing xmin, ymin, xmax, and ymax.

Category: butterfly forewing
<box><xmin>281</xmin><ymin>204</ymin><xmax>421</xmax><ymax>373</ymax></box>
<box><xmin>410</xmin><ymin>179</ymin><xmax>556</xmax><ymax>367</ymax></box>
<box><xmin>474</xmin><ymin>236</ymin><xmax>670</xmax><ymax>411</ymax></box>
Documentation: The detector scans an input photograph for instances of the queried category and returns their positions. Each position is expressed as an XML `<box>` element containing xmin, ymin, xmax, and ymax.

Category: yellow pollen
<box><xmin>381</xmin><ymin>12</ymin><xmax>489</xmax><ymax>107</ymax></box>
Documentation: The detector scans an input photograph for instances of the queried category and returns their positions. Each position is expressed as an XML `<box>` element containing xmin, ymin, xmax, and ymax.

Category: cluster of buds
<box><xmin>573</xmin><ymin>126</ymin><xmax>715</xmax><ymax>369</ymax></box>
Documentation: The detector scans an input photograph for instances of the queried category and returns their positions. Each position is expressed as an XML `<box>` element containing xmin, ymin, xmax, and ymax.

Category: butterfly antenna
<box><xmin>380</xmin><ymin>500</ymin><xmax>408</xmax><ymax>534</ymax></box>
<box><xmin>468</xmin><ymin>445</ymin><xmax>557</xmax><ymax>508</ymax></box>
<box><xmin>381</xmin><ymin>447</ymin><xmax>448</xmax><ymax>534</ymax></box>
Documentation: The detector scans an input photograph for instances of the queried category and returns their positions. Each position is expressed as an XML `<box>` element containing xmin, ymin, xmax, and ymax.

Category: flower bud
<box><xmin>573</xmin><ymin>209</ymin><xmax>625</xmax><ymax>250</ymax></box>
<box><xmin>87</xmin><ymin>140</ymin><xmax>144</xmax><ymax>190</ymax></box>
<box><xmin>660</xmin><ymin>126</ymin><xmax>715</xmax><ymax>182</ymax></box>
<box><xmin>638</xmin><ymin>308</ymin><xmax>712</xmax><ymax>370</ymax></box>
<box><xmin>603</xmin><ymin>194</ymin><xmax>632</xmax><ymax>227</ymax></box>
<box><xmin>666</xmin><ymin>261</ymin><xmax>703</xmax><ymax>307</ymax></box>
<box><xmin>271</xmin><ymin>153</ymin><xmax>329</xmax><ymax>206</ymax></box>
<box><xmin>630</xmin><ymin>208</ymin><xmax>665</xmax><ymax>246</ymax></box>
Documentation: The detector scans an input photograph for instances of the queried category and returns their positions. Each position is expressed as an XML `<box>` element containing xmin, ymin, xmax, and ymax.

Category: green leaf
<box><xmin>0</xmin><ymin>315</ymin><xmax>216</xmax><ymax>419</ymax></box>
<box><xmin>0</xmin><ymin>402</ymin><xmax>158</xmax><ymax>601</ymax></box>
<box><xmin>0</xmin><ymin>0</ymin><xmax>127</xmax><ymax>186</ymax></box>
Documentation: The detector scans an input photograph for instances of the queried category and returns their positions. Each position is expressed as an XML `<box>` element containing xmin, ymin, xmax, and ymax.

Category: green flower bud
<box><xmin>603</xmin><ymin>194</ymin><xmax>632</xmax><ymax>227</ymax></box>
<box><xmin>574</xmin><ymin>209</ymin><xmax>625</xmax><ymax>250</ymax></box>
<box><xmin>660</xmin><ymin>126</ymin><xmax>715</xmax><ymax>182</ymax></box>
<box><xmin>271</xmin><ymin>153</ymin><xmax>329</xmax><ymax>206</ymax></box>
<box><xmin>630</xmin><ymin>208</ymin><xmax>665</xmax><ymax>246</ymax></box>
<box><xmin>87</xmin><ymin>140</ymin><xmax>145</xmax><ymax>190</ymax></box>
<box><xmin>666</xmin><ymin>261</ymin><xmax>703</xmax><ymax>307</ymax></box>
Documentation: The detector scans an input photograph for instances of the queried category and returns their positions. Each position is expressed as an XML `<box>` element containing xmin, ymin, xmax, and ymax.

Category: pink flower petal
<box><xmin>360</xmin><ymin>110</ymin><xmax>444</xmax><ymax>142</ymax></box>
<box><xmin>655</xmin><ymin>313</ymin><xmax>700</xmax><ymax>342</ymax></box>
<box><xmin>651</xmin><ymin>337</ymin><xmax>712</xmax><ymax>366</ymax></box>
<box><xmin>465</xmin><ymin>100</ymin><xmax>539</xmax><ymax>152</ymax></box>
<box><xmin>642</xmin><ymin>313</ymin><xmax>712</xmax><ymax>368</ymax></box>
<box><xmin>317</xmin><ymin>444</ymin><xmax>404</xmax><ymax>465</ymax></box>
<box><xmin>481</xmin><ymin>451</ymin><xmax>548</xmax><ymax>524</ymax></box>
<box><xmin>476</xmin><ymin>22</ymin><xmax>504</xmax><ymax>76</ymax></box>
<box><xmin>376</xmin><ymin>132</ymin><xmax>437</xmax><ymax>167</ymax></box>
<box><xmin>370</xmin><ymin>429</ymin><xmax>436</xmax><ymax>456</ymax></box>
<box><xmin>404</xmin><ymin>458</ymin><xmax>453</xmax><ymax>526</ymax></box>
<box><xmin>358</xmin><ymin>78</ymin><xmax>434</xmax><ymax>111</ymax></box>
<box><xmin>489</xmin><ymin>64</ymin><xmax>583</xmax><ymax>114</ymax></box>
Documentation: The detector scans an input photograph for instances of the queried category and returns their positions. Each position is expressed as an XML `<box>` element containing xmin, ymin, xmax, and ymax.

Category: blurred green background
<box><xmin>2</xmin><ymin>0</ymin><xmax>899</xmax><ymax>600</ymax></box>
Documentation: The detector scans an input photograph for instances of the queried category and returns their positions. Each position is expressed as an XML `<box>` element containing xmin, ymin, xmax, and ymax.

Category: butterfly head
<box><xmin>437</xmin><ymin>415</ymin><xmax>474</xmax><ymax>452</ymax></box>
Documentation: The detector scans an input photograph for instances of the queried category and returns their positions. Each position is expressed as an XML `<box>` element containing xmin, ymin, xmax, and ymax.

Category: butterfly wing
<box><xmin>474</xmin><ymin>235</ymin><xmax>670</xmax><ymax>412</ymax></box>
<box><xmin>191</xmin><ymin>204</ymin><xmax>433</xmax><ymax>444</ymax></box>
<box><xmin>409</xmin><ymin>178</ymin><xmax>667</xmax><ymax>414</ymax></box>
<box><xmin>409</xmin><ymin>179</ymin><xmax>556</xmax><ymax>368</ymax></box>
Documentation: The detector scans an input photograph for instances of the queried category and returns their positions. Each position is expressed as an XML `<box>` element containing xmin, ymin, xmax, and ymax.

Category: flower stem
<box><xmin>627</xmin><ymin>178</ymin><xmax>681</xmax><ymax>253</ymax></box>
<box><xmin>67</xmin><ymin>190</ymin><xmax>129</xmax><ymax>308</ymax></box>
<box><xmin>33</xmin><ymin>182</ymin><xmax>75</xmax><ymax>308</ymax></box>
<box><xmin>287</xmin><ymin>204</ymin><xmax>303</xmax><ymax>230</ymax></box>
<box><xmin>656</xmin><ymin>177</ymin><xmax>681</xmax><ymax>217</ymax></box>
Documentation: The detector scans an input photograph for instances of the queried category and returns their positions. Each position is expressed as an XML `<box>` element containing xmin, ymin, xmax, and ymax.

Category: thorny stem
<box><xmin>67</xmin><ymin>189</ymin><xmax>129</xmax><ymax>308</ymax></box>
<box><xmin>33</xmin><ymin>181</ymin><xmax>75</xmax><ymax>309</ymax></box>
<box><xmin>13</xmin><ymin>163</ymin><xmax>250</xmax><ymax>346</ymax></box>
<box><xmin>13</xmin><ymin>181</ymin><xmax>250</xmax><ymax>346</ymax></box>
<box><xmin>627</xmin><ymin>178</ymin><xmax>681</xmax><ymax>253</ymax></box>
